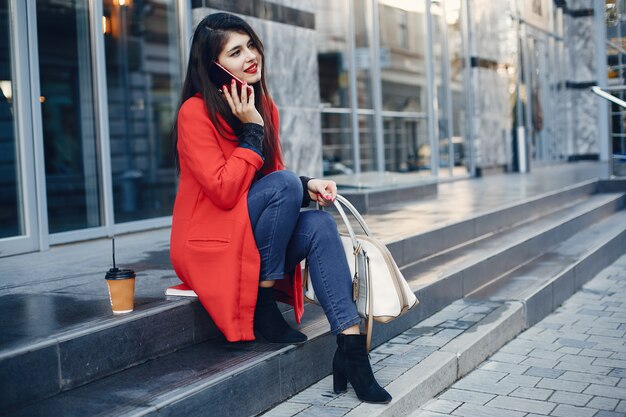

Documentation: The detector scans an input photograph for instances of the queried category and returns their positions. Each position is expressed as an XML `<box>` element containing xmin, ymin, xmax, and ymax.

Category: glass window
<box><xmin>321</xmin><ymin>112</ymin><xmax>354</xmax><ymax>175</ymax></box>
<box><xmin>430</xmin><ymin>1</ymin><xmax>446</xmax><ymax>174</ymax></box>
<box><xmin>397</xmin><ymin>9</ymin><xmax>409</xmax><ymax>49</ymax></box>
<box><xmin>354</xmin><ymin>0</ymin><xmax>380</xmax><ymax>173</ymax></box>
<box><xmin>317</xmin><ymin>0</ymin><xmax>351</xmax><ymax>109</ymax></box>
<box><xmin>36</xmin><ymin>0</ymin><xmax>102</xmax><ymax>233</ymax></box>
<box><xmin>357</xmin><ymin>112</ymin><xmax>377</xmax><ymax>172</ymax></box>
<box><xmin>103</xmin><ymin>0</ymin><xmax>181</xmax><ymax>223</ymax></box>
<box><xmin>434</xmin><ymin>0</ymin><xmax>469</xmax><ymax>176</ymax></box>
<box><xmin>606</xmin><ymin>1</ymin><xmax>626</xmax><ymax>163</ymax></box>
<box><xmin>0</xmin><ymin>0</ymin><xmax>22</xmax><ymax>238</ymax></box>
<box><xmin>443</xmin><ymin>0</ymin><xmax>468</xmax><ymax>174</ymax></box>
<box><xmin>382</xmin><ymin>116</ymin><xmax>427</xmax><ymax>172</ymax></box>
<box><xmin>378</xmin><ymin>0</ymin><xmax>429</xmax><ymax>173</ymax></box>
<box><xmin>317</xmin><ymin>0</ymin><xmax>385</xmax><ymax>175</ymax></box>
<box><xmin>354</xmin><ymin>0</ymin><xmax>375</xmax><ymax>111</ymax></box>
<box><xmin>317</xmin><ymin>0</ymin><xmax>355</xmax><ymax>175</ymax></box>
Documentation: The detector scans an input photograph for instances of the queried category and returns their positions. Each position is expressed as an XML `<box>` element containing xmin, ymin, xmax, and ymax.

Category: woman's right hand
<box><xmin>222</xmin><ymin>80</ymin><xmax>264</xmax><ymax>126</ymax></box>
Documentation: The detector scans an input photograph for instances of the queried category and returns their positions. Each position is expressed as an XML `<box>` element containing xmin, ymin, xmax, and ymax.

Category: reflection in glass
<box><xmin>443</xmin><ymin>0</ymin><xmax>468</xmax><ymax>174</ymax></box>
<box><xmin>528</xmin><ymin>31</ymin><xmax>563</xmax><ymax>164</ymax></box>
<box><xmin>607</xmin><ymin>2</ymin><xmax>626</xmax><ymax>164</ymax></box>
<box><xmin>378</xmin><ymin>3</ymin><xmax>423</xmax><ymax>114</ymax></box>
<box><xmin>554</xmin><ymin>8</ymin><xmax>567</xmax><ymax>160</ymax></box>
<box><xmin>358</xmin><ymin>112</ymin><xmax>377</xmax><ymax>172</ymax></box>
<box><xmin>471</xmin><ymin>0</ymin><xmax>517</xmax><ymax>171</ymax></box>
<box><xmin>103</xmin><ymin>0</ymin><xmax>181</xmax><ymax>223</ymax></box>
<box><xmin>321</xmin><ymin>112</ymin><xmax>354</xmax><ymax>175</ymax></box>
<box><xmin>383</xmin><ymin>116</ymin><xmax>428</xmax><ymax>172</ymax></box>
<box><xmin>318</xmin><ymin>0</ymin><xmax>351</xmax><ymax>109</ymax></box>
<box><xmin>431</xmin><ymin>1</ymin><xmax>448</xmax><ymax>174</ymax></box>
<box><xmin>378</xmin><ymin>1</ymin><xmax>429</xmax><ymax>172</ymax></box>
<box><xmin>526</xmin><ymin>34</ymin><xmax>547</xmax><ymax>163</ymax></box>
<box><xmin>317</xmin><ymin>0</ymin><xmax>355</xmax><ymax>175</ymax></box>
<box><xmin>0</xmin><ymin>0</ymin><xmax>22</xmax><ymax>238</ymax></box>
<box><xmin>354</xmin><ymin>0</ymin><xmax>374</xmax><ymax>110</ymax></box>
<box><xmin>37</xmin><ymin>0</ymin><xmax>101</xmax><ymax>233</ymax></box>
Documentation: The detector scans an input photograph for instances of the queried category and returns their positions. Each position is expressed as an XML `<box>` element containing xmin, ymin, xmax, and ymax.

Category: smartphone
<box><xmin>209</xmin><ymin>62</ymin><xmax>254</xmax><ymax>96</ymax></box>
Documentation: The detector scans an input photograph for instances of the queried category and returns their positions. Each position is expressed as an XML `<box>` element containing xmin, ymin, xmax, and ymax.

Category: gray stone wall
<box><xmin>469</xmin><ymin>0</ymin><xmax>517</xmax><ymax>169</ymax></box>
<box><xmin>564</xmin><ymin>2</ymin><xmax>600</xmax><ymax>157</ymax></box>
<box><xmin>469</xmin><ymin>0</ymin><xmax>601</xmax><ymax>168</ymax></box>
<box><xmin>192</xmin><ymin>6</ymin><xmax>322</xmax><ymax>177</ymax></box>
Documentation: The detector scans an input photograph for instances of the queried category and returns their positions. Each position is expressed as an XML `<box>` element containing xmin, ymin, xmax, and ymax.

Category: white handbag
<box><xmin>303</xmin><ymin>194</ymin><xmax>419</xmax><ymax>351</ymax></box>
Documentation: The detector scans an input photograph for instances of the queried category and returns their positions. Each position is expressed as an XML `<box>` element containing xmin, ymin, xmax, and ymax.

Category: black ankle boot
<box><xmin>333</xmin><ymin>334</ymin><xmax>392</xmax><ymax>404</ymax></box>
<box><xmin>254</xmin><ymin>287</ymin><xmax>307</xmax><ymax>344</ymax></box>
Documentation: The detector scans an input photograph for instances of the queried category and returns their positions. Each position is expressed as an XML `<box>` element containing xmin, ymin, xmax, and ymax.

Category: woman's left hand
<box><xmin>307</xmin><ymin>179</ymin><xmax>337</xmax><ymax>207</ymax></box>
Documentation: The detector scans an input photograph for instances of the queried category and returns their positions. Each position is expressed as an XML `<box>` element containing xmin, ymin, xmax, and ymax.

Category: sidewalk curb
<box><xmin>344</xmin><ymin>301</ymin><xmax>525</xmax><ymax>417</ymax></box>
<box><xmin>441</xmin><ymin>301</ymin><xmax>525</xmax><ymax>378</ymax></box>
<box><xmin>340</xmin><ymin>227</ymin><xmax>626</xmax><ymax>417</ymax></box>
<box><xmin>521</xmin><ymin>226</ymin><xmax>626</xmax><ymax>327</ymax></box>
<box><xmin>343</xmin><ymin>351</ymin><xmax>457</xmax><ymax>417</ymax></box>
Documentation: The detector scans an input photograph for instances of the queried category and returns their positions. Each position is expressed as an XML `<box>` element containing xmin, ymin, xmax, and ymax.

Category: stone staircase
<box><xmin>1</xmin><ymin>178</ymin><xmax>625</xmax><ymax>417</ymax></box>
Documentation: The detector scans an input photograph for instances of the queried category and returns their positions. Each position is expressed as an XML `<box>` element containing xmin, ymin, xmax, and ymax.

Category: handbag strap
<box><xmin>331</xmin><ymin>195</ymin><xmax>376</xmax><ymax>352</ymax></box>
<box><xmin>304</xmin><ymin>198</ymin><xmax>358</xmax><ymax>280</ymax></box>
<box><xmin>334</xmin><ymin>195</ymin><xmax>372</xmax><ymax>236</ymax></box>
<box><xmin>331</xmin><ymin>196</ymin><xmax>360</xmax><ymax>251</ymax></box>
<box><xmin>318</xmin><ymin>195</ymin><xmax>375</xmax><ymax>351</ymax></box>
<box><xmin>365</xmin><ymin>255</ymin><xmax>373</xmax><ymax>353</ymax></box>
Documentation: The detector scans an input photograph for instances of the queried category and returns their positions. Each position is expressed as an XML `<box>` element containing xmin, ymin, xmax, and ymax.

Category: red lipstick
<box><xmin>244</xmin><ymin>63</ymin><xmax>258</xmax><ymax>74</ymax></box>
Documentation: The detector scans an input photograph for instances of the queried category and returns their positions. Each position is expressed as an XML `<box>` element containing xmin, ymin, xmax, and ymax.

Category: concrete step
<box><xmin>402</xmin><ymin>192</ymin><xmax>622</xmax><ymax>282</ymax></box>
<box><xmin>337</xmin><ymin>178</ymin><xmax>438</xmax><ymax>214</ymax></box>
<box><xmin>0</xmin><ymin>297</ymin><xmax>219</xmax><ymax>412</ymax></box>
<box><xmin>3</xmin><ymin>313</ymin><xmax>342</xmax><ymax>417</ymax></box>
<box><xmin>260</xmin><ymin>210</ymin><xmax>626</xmax><ymax>417</ymax></box>
<box><xmin>467</xmin><ymin>209</ymin><xmax>626</xmax><ymax>327</ymax></box>
<box><xmin>0</xmin><ymin>181</ymin><xmax>604</xmax><ymax>413</ymax></box>
<box><xmin>395</xmin><ymin>193</ymin><xmax>625</xmax><ymax>323</ymax></box>
<box><xmin>380</xmin><ymin>179</ymin><xmax>599</xmax><ymax>266</ymax></box>
<box><xmin>3</xmin><ymin>181</ymin><xmax>624</xmax><ymax>416</ymax></box>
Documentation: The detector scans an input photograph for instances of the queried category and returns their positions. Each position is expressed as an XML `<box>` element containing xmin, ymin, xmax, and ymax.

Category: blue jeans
<box><xmin>247</xmin><ymin>170</ymin><xmax>361</xmax><ymax>335</ymax></box>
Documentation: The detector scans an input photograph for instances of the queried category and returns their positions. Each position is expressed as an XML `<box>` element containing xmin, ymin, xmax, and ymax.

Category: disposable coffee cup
<box><xmin>105</xmin><ymin>267</ymin><xmax>136</xmax><ymax>314</ymax></box>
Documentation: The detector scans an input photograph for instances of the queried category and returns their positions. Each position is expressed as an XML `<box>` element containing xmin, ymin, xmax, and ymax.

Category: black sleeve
<box><xmin>300</xmin><ymin>176</ymin><xmax>313</xmax><ymax>208</ymax></box>
<box><xmin>237</xmin><ymin>123</ymin><xmax>264</xmax><ymax>159</ymax></box>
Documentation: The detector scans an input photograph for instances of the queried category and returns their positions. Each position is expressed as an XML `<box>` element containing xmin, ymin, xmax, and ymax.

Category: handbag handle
<box><xmin>333</xmin><ymin>195</ymin><xmax>372</xmax><ymax>236</ymax></box>
<box><xmin>331</xmin><ymin>195</ymin><xmax>372</xmax><ymax>253</ymax></box>
<box><xmin>330</xmin><ymin>196</ymin><xmax>358</xmax><ymax>250</ymax></box>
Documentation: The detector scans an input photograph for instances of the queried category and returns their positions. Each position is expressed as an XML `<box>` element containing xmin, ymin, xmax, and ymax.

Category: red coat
<box><xmin>170</xmin><ymin>95</ymin><xmax>304</xmax><ymax>342</ymax></box>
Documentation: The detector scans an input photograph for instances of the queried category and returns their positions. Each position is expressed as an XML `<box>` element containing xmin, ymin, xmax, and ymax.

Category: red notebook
<box><xmin>165</xmin><ymin>283</ymin><xmax>198</xmax><ymax>297</ymax></box>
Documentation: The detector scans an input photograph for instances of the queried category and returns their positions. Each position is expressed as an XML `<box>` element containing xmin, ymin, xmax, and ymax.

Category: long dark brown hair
<box><xmin>173</xmin><ymin>13</ymin><xmax>282</xmax><ymax>174</ymax></box>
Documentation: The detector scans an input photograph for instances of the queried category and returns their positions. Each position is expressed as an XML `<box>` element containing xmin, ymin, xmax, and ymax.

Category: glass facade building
<box><xmin>0</xmin><ymin>0</ymin><xmax>608</xmax><ymax>257</ymax></box>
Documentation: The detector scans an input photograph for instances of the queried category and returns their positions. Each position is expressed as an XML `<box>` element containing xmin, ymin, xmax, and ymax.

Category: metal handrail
<box><xmin>591</xmin><ymin>86</ymin><xmax>626</xmax><ymax>109</ymax></box>
<box><xmin>600</xmin><ymin>85</ymin><xmax>626</xmax><ymax>91</ymax></box>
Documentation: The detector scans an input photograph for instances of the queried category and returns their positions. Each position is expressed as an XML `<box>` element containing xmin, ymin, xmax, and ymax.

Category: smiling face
<box><xmin>216</xmin><ymin>31</ymin><xmax>262</xmax><ymax>85</ymax></box>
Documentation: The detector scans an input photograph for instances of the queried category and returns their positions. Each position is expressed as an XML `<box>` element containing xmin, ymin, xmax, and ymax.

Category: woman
<box><xmin>170</xmin><ymin>13</ymin><xmax>391</xmax><ymax>404</ymax></box>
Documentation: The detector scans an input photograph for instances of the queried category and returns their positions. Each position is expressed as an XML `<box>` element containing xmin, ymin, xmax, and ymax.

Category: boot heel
<box><xmin>334</xmin><ymin>334</ymin><xmax>392</xmax><ymax>404</ymax></box>
<box><xmin>333</xmin><ymin>371</ymin><xmax>348</xmax><ymax>394</ymax></box>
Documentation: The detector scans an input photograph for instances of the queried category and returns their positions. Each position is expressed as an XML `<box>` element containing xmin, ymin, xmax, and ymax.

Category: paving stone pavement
<box><xmin>260</xmin><ymin>299</ymin><xmax>504</xmax><ymax>417</ymax></box>
<box><xmin>261</xmin><ymin>252</ymin><xmax>626</xmax><ymax>417</ymax></box>
<box><xmin>413</xmin><ymin>252</ymin><xmax>626</xmax><ymax>417</ymax></box>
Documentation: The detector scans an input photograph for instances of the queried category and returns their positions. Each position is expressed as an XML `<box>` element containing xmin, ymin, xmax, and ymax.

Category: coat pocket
<box><xmin>186</xmin><ymin>219</ymin><xmax>235</xmax><ymax>248</ymax></box>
